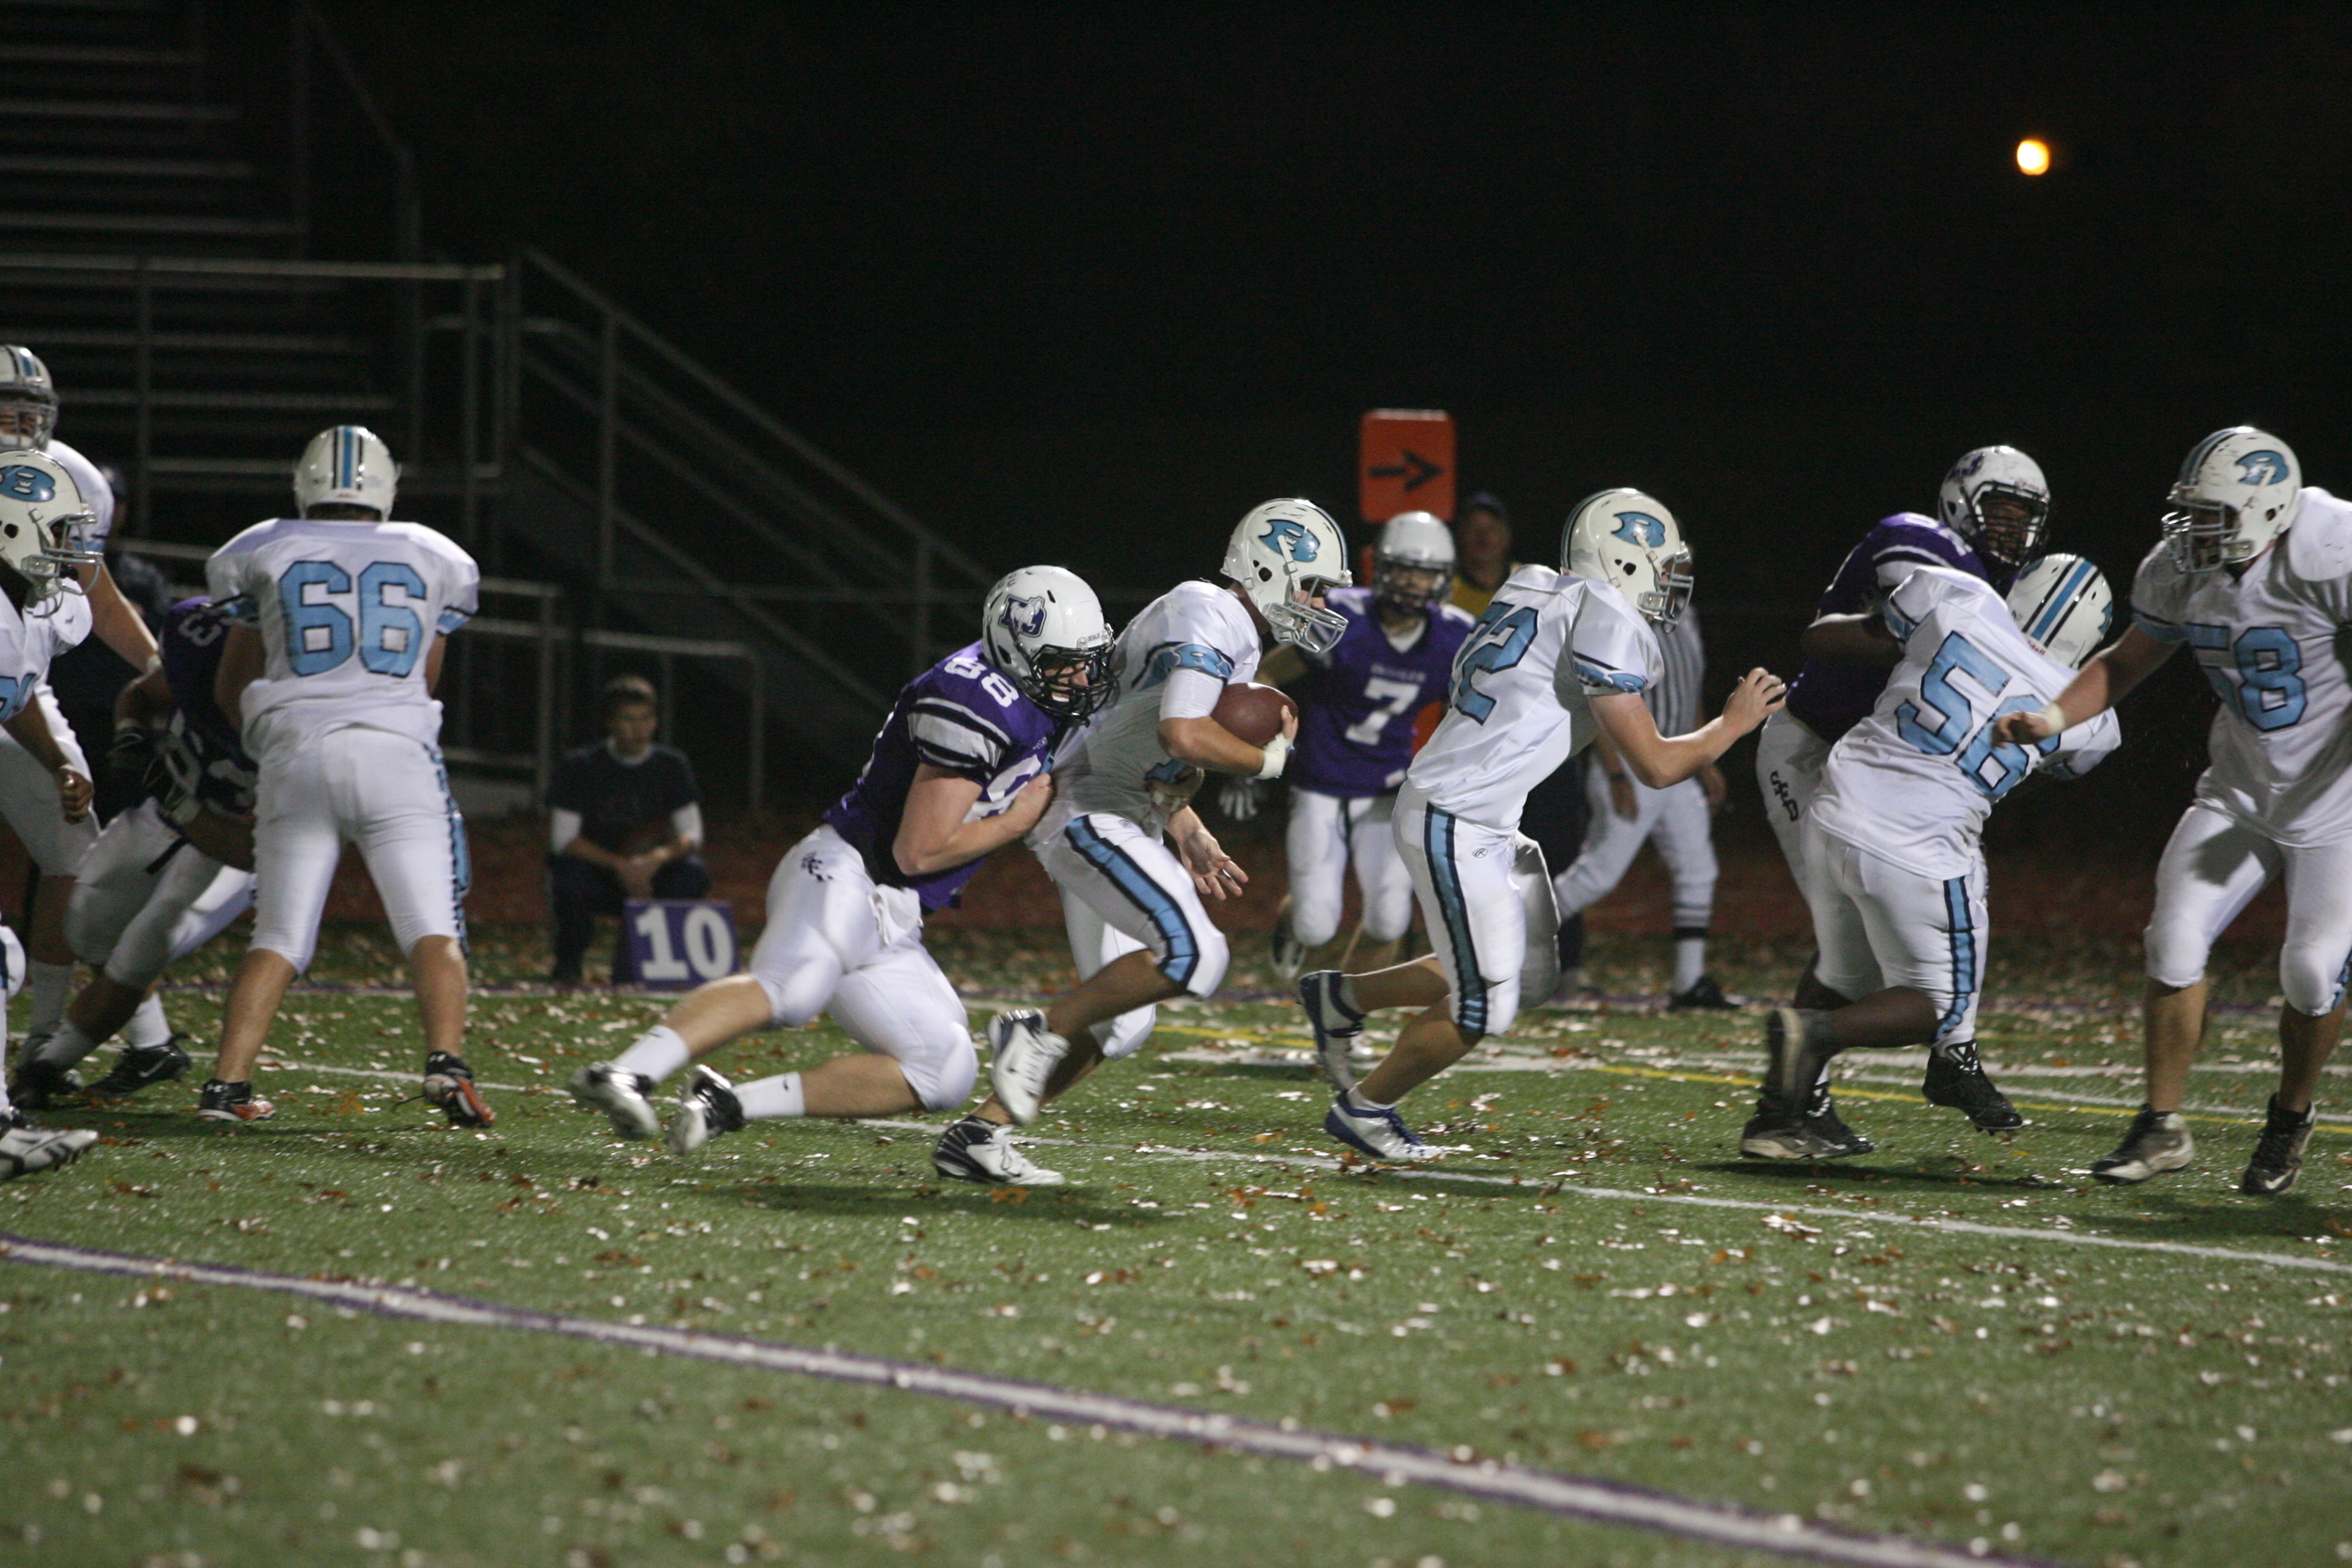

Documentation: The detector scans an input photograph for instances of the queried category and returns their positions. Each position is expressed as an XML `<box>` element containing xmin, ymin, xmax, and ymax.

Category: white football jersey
<box><xmin>207</xmin><ymin>517</ymin><xmax>479</xmax><ymax>757</ymax></box>
<box><xmin>1049</xmin><ymin>578</ymin><xmax>1263</xmax><ymax>833</ymax></box>
<box><xmin>45</xmin><ymin>437</ymin><xmax>112</xmax><ymax>548</ymax></box>
<box><xmin>0</xmin><ymin>590</ymin><xmax>89</xmax><ymax>723</ymax></box>
<box><xmin>1407</xmin><ymin>564</ymin><xmax>1661</xmax><ymax>832</ymax></box>
<box><xmin>1812</xmin><ymin>565</ymin><xmax>2118</xmax><ymax>877</ymax></box>
<box><xmin>2131</xmin><ymin>488</ymin><xmax>2352</xmax><ymax>847</ymax></box>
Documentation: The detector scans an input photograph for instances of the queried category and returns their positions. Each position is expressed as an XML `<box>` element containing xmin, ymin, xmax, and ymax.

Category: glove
<box><xmin>1216</xmin><ymin>775</ymin><xmax>1263</xmax><ymax>821</ymax></box>
<box><xmin>107</xmin><ymin>720</ymin><xmax>160</xmax><ymax>789</ymax></box>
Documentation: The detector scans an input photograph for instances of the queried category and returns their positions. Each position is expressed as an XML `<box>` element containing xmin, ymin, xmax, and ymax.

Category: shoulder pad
<box><xmin>2284</xmin><ymin>489</ymin><xmax>2352</xmax><ymax>581</ymax></box>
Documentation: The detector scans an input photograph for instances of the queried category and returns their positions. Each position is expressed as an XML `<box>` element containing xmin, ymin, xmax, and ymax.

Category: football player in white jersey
<box><xmin>0</xmin><ymin>347</ymin><xmax>166</xmax><ymax>1053</ymax></box>
<box><xmin>1999</xmin><ymin>428</ymin><xmax>2352</xmax><ymax>1195</ymax></box>
<box><xmin>930</xmin><ymin>499</ymin><xmax>1343</xmax><ymax>1184</ymax></box>
<box><xmin>0</xmin><ymin>452</ymin><xmax>102</xmax><ymax>1177</ymax></box>
<box><xmin>1298</xmin><ymin>489</ymin><xmax>1787</xmax><ymax>1160</ymax></box>
<box><xmin>1752</xmin><ymin>556</ymin><xmax>2119</xmax><ymax>1158</ymax></box>
<box><xmin>197</xmin><ymin>426</ymin><xmax>489</xmax><ymax>1126</ymax></box>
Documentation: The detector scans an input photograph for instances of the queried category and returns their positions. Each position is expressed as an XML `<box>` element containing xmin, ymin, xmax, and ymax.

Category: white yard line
<box><xmin>0</xmin><ymin>1231</ymin><xmax>2057</xmax><ymax>1568</ymax></box>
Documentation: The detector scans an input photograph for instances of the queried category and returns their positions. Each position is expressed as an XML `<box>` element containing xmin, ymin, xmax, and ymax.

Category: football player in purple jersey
<box><xmin>569</xmin><ymin>566</ymin><xmax>1115</xmax><ymax>1161</ymax></box>
<box><xmin>1752</xmin><ymin>446</ymin><xmax>2050</xmax><ymax>1155</ymax></box>
<box><xmin>1235</xmin><ymin>512</ymin><xmax>1474</xmax><ymax>977</ymax></box>
<box><xmin>8</xmin><ymin>597</ymin><xmax>257</xmax><ymax>1109</ymax></box>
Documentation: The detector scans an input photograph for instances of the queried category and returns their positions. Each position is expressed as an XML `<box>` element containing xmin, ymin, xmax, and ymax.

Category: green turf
<box><xmin>4</xmin><ymin>926</ymin><xmax>2350</xmax><ymax>1567</ymax></box>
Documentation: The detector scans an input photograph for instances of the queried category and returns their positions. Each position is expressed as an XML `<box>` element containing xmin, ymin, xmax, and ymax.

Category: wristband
<box><xmin>2038</xmin><ymin>702</ymin><xmax>2068</xmax><ymax>735</ymax></box>
<box><xmin>1255</xmin><ymin>731</ymin><xmax>1292</xmax><ymax>781</ymax></box>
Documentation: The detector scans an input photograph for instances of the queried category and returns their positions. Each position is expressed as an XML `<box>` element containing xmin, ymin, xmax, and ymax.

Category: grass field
<box><xmin>4</xmin><ymin>924</ymin><xmax>2350</xmax><ymax>1568</ymax></box>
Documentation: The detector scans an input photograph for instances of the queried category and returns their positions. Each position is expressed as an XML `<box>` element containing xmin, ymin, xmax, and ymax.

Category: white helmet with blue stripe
<box><xmin>1562</xmin><ymin>487</ymin><xmax>1692</xmax><ymax>624</ymax></box>
<box><xmin>2006</xmin><ymin>551</ymin><xmax>2112</xmax><ymax>670</ymax></box>
<box><xmin>1222</xmin><ymin>498</ymin><xmax>1352</xmax><ymax>654</ymax></box>
<box><xmin>2163</xmin><ymin>426</ymin><xmax>2301</xmax><ymax>574</ymax></box>
<box><xmin>294</xmin><ymin>425</ymin><xmax>399</xmax><ymax>518</ymax></box>
<box><xmin>0</xmin><ymin>450</ymin><xmax>96</xmax><ymax>604</ymax></box>
<box><xmin>0</xmin><ymin>346</ymin><xmax>57</xmax><ymax>450</ymax></box>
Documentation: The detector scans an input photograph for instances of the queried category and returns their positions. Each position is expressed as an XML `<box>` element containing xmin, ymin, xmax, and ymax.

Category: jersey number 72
<box><xmin>1450</xmin><ymin>604</ymin><xmax>1538</xmax><ymax>723</ymax></box>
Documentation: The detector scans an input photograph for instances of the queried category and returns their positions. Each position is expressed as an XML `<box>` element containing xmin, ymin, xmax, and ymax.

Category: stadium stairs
<box><xmin>0</xmin><ymin>0</ymin><xmax>987</xmax><ymax>796</ymax></box>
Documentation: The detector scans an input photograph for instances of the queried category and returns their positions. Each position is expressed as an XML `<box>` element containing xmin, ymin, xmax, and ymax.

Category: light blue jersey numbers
<box><xmin>2186</xmin><ymin>623</ymin><xmax>2305</xmax><ymax>732</ymax></box>
<box><xmin>1450</xmin><ymin>604</ymin><xmax>1537</xmax><ymax>723</ymax></box>
<box><xmin>1894</xmin><ymin>631</ymin><xmax>2056</xmax><ymax>800</ymax></box>
<box><xmin>277</xmin><ymin>559</ymin><xmax>430</xmax><ymax>679</ymax></box>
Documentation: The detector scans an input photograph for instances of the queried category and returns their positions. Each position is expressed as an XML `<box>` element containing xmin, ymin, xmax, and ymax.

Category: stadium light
<box><xmin>2015</xmin><ymin>137</ymin><xmax>2051</xmax><ymax>176</ymax></box>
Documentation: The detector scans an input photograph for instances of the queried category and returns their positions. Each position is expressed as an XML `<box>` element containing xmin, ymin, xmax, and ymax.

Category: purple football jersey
<box><xmin>1783</xmin><ymin>514</ymin><xmax>2012</xmax><ymax>744</ymax></box>
<box><xmin>155</xmin><ymin>596</ymin><xmax>258</xmax><ymax>816</ymax></box>
<box><xmin>825</xmin><ymin>641</ymin><xmax>1065</xmax><ymax>910</ymax></box>
<box><xmin>1291</xmin><ymin>586</ymin><xmax>1475</xmax><ymax>797</ymax></box>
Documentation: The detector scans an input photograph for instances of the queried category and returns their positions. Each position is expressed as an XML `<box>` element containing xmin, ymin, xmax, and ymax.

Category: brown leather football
<box><xmin>1211</xmin><ymin>682</ymin><xmax>1296</xmax><ymax>747</ymax></box>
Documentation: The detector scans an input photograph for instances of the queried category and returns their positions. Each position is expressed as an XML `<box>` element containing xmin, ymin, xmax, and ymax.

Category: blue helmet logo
<box><xmin>2237</xmin><ymin>450</ymin><xmax>2291</xmax><ymax>486</ymax></box>
<box><xmin>1611</xmin><ymin>511</ymin><xmax>1665</xmax><ymax>549</ymax></box>
<box><xmin>0</xmin><ymin>465</ymin><xmax>55</xmax><ymax>504</ymax></box>
<box><xmin>1258</xmin><ymin>517</ymin><xmax>1321</xmax><ymax>562</ymax></box>
<box><xmin>997</xmin><ymin>593</ymin><xmax>1047</xmax><ymax>640</ymax></box>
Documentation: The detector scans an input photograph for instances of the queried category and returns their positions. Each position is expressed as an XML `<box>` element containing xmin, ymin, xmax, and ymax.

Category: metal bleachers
<box><xmin>0</xmin><ymin>0</ymin><xmax>990</xmax><ymax>801</ymax></box>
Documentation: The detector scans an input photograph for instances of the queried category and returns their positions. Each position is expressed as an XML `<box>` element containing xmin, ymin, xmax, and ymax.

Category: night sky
<box><xmin>321</xmin><ymin>1</ymin><xmax>2352</xmax><ymax>819</ymax></box>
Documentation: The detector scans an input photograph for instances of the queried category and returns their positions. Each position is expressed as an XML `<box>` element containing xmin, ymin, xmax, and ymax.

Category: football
<box><xmin>1211</xmin><ymin>681</ymin><xmax>1295</xmax><ymax>747</ymax></box>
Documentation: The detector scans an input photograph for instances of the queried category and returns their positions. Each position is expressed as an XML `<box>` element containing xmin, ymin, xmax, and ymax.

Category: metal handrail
<box><xmin>517</xmin><ymin>249</ymin><xmax>993</xmax><ymax>590</ymax></box>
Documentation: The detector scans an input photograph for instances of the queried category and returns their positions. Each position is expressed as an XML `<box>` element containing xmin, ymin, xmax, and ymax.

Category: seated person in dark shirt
<box><xmin>547</xmin><ymin>675</ymin><xmax>713</xmax><ymax>983</ymax></box>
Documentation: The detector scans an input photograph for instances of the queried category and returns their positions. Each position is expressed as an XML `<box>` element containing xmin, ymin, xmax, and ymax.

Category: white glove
<box><xmin>1254</xmin><ymin>732</ymin><xmax>1292</xmax><ymax>781</ymax></box>
<box><xmin>1217</xmin><ymin>775</ymin><xmax>1263</xmax><ymax>821</ymax></box>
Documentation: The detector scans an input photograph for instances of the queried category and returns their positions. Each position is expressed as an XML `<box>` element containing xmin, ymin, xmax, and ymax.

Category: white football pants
<box><xmin>248</xmin><ymin>725</ymin><xmax>468</xmax><ymax>973</ymax></box>
<box><xmin>0</xmin><ymin>684</ymin><xmax>97</xmax><ymax>876</ymax></box>
<box><xmin>1803</xmin><ymin>822</ymin><xmax>1986</xmax><ymax>1048</ymax></box>
<box><xmin>1552</xmin><ymin>766</ymin><xmax>1717</xmax><ymax>930</ymax></box>
<box><xmin>1285</xmin><ymin>786</ymin><xmax>1411</xmax><ymax>947</ymax></box>
<box><xmin>744</xmin><ymin>823</ymin><xmax>976</xmax><ymax>1110</ymax></box>
<box><xmin>1034</xmin><ymin>809</ymin><xmax>1229</xmax><ymax>1004</ymax></box>
<box><xmin>66</xmin><ymin>799</ymin><xmax>254</xmax><ymax>989</ymax></box>
<box><xmin>1394</xmin><ymin>784</ymin><xmax>1557</xmax><ymax>1039</ymax></box>
<box><xmin>1754</xmin><ymin>710</ymin><xmax>1828</xmax><ymax>898</ymax></box>
<box><xmin>2143</xmin><ymin>802</ymin><xmax>2352</xmax><ymax>1016</ymax></box>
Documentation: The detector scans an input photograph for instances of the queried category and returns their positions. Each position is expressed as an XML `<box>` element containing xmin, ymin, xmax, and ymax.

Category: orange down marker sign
<box><xmin>1359</xmin><ymin>408</ymin><xmax>1454</xmax><ymax>524</ymax></box>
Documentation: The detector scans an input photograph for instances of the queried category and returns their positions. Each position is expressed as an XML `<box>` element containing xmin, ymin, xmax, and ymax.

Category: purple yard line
<box><xmin>0</xmin><ymin>1232</ymin><xmax>2053</xmax><ymax>1568</ymax></box>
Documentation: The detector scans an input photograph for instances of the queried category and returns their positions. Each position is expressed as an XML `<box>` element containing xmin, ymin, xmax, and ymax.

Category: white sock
<box><xmin>1673</xmin><ymin>936</ymin><xmax>1707</xmax><ymax>992</ymax></box>
<box><xmin>34</xmin><ymin>1021</ymin><xmax>98</xmax><ymax>1069</ymax></box>
<box><xmin>612</xmin><ymin>1025</ymin><xmax>691</xmax><ymax>1085</ymax></box>
<box><xmin>1343</xmin><ymin>1086</ymin><xmax>1393</xmax><ymax>1115</ymax></box>
<box><xmin>24</xmin><ymin>962</ymin><xmax>72</xmax><ymax>1036</ymax></box>
<box><xmin>736</xmin><ymin>1071</ymin><xmax>805</xmax><ymax>1121</ymax></box>
<box><xmin>123</xmin><ymin>994</ymin><xmax>172</xmax><ymax>1049</ymax></box>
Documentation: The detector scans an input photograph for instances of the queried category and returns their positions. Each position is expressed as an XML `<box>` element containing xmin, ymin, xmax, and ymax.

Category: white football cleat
<box><xmin>0</xmin><ymin>1117</ymin><xmax>98</xmax><ymax>1181</ymax></box>
<box><xmin>567</xmin><ymin>1062</ymin><xmax>660</xmax><ymax>1140</ymax></box>
<box><xmin>987</xmin><ymin>1009</ymin><xmax>1069</xmax><ymax>1128</ymax></box>
<box><xmin>931</xmin><ymin>1115</ymin><xmax>1066</xmax><ymax>1186</ymax></box>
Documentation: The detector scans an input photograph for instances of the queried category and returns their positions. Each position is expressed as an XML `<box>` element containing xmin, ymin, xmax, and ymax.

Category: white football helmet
<box><xmin>1372</xmin><ymin>510</ymin><xmax>1454</xmax><ymax>615</ymax></box>
<box><xmin>0</xmin><ymin>451</ymin><xmax>95</xmax><ymax>603</ymax></box>
<box><xmin>1561</xmin><ymin>487</ymin><xmax>1692</xmax><ymax>624</ymax></box>
<box><xmin>1938</xmin><ymin>445</ymin><xmax>2050</xmax><ymax>567</ymax></box>
<box><xmin>2163</xmin><ymin>426</ymin><xmax>2302</xmax><ymax>574</ymax></box>
<box><xmin>981</xmin><ymin>564</ymin><xmax>1116</xmax><ymax>721</ymax></box>
<box><xmin>1221</xmin><ymin>498</ymin><xmax>1352</xmax><ymax>654</ymax></box>
<box><xmin>2005</xmin><ymin>551</ymin><xmax>2112</xmax><ymax>670</ymax></box>
<box><xmin>0</xmin><ymin>346</ymin><xmax>56</xmax><ymax>450</ymax></box>
<box><xmin>294</xmin><ymin>424</ymin><xmax>398</xmax><ymax>518</ymax></box>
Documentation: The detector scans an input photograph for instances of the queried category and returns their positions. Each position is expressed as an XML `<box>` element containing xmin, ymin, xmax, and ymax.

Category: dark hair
<box><xmin>1459</xmin><ymin>491</ymin><xmax>1511</xmax><ymax>526</ymax></box>
<box><xmin>601</xmin><ymin>674</ymin><xmax>658</xmax><ymax>720</ymax></box>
